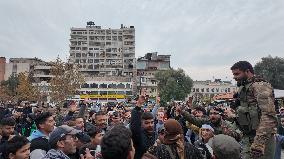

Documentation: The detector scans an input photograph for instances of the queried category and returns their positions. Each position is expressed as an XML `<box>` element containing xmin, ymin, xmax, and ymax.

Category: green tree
<box><xmin>49</xmin><ymin>57</ymin><xmax>85</xmax><ymax>108</ymax></box>
<box><xmin>0</xmin><ymin>74</ymin><xmax>19</xmax><ymax>101</ymax></box>
<box><xmin>155</xmin><ymin>68</ymin><xmax>193</xmax><ymax>103</ymax></box>
<box><xmin>254</xmin><ymin>56</ymin><xmax>284</xmax><ymax>89</ymax></box>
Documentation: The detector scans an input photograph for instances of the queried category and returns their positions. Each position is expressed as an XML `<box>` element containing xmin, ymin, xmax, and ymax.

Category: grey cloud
<box><xmin>0</xmin><ymin>0</ymin><xmax>283</xmax><ymax>80</ymax></box>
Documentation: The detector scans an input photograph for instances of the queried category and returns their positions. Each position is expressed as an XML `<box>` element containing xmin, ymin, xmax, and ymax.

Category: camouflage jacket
<box><xmin>181</xmin><ymin>111</ymin><xmax>242</xmax><ymax>142</ymax></box>
<box><xmin>238</xmin><ymin>76</ymin><xmax>277</xmax><ymax>146</ymax></box>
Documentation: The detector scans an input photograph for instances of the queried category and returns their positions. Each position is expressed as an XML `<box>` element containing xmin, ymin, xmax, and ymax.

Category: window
<box><xmin>126</xmin><ymin>84</ymin><xmax>131</xmax><ymax>88</ymax></box>
<box><xmin>117</xmin><ymin>83</ymin><xmax>125</xmax><ymax>89</ymax></box>
<box><xmin>108</xmin><ymin>91</ymin><xmax>116</xmax><ymax>95</ymax></box>
<box><xmin>88</xmin><ymin>53</ymin><xmax>93</xmax><ymax>57</ymax></box>
<box><xmin>108</xmin><ymin>83</ymin><xmax>117</xmax><ymax>88</ymax></box>
<box><xmin>100</xmin><ymin>91</ymin><xmax>108</xmax><ymax>95</ymax></box>
<box><xmin>117</xmin><ymin>91</ymin><xmax>125</xmax><ymax>95</ymax></box>
<box><xmin>90</xmin><ymin>83</ymin><xmax>98</xmax><ymax>88</ymax></box>
<box><xmin>88</xmin><ymin>65</ymin><xmax>93</xmax><ymax>69</ymax></box>
<box><xmin>99</xmin><ymin>83</ymin><xmax>108</xmax><ymax>88</ymax></box>
<box><xmin>206</xmin><ymin>88</ymin><xmax>209</xmax><ymax>92</ymax></box>
<box><xmin>90</xmin><ymin>91</ymin><xmax>98</xmax><ymax>95</ymax></box>
<box><xmin>88</xmin><ymin>59</ymin><xmax>93</xmax><ymax>63</ymax></box>
<box><xmin>81</xmin><ymin>83</ymin><xmax>89</xmax><ymax>88</ymax></box>
<box><xmin>126</xmin><ymin>91</ymin><xmax>132</xmax><ymax>95</ymax></box>
<box><xmin>106</xmin><ymin>48</ymin><xmax>111</xmax><ymax>52</ymax></box>
<box><xmin>76</xmin><ymin>53</ymin><xmax>81</xmax><ymax>57</ymax></box>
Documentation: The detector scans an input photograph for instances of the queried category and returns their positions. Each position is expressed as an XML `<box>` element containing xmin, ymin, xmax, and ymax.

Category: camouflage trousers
<box><xmin>241</xmin><ymin>134</ymin><xmax>275</xmax><ymax>159</ymax></box>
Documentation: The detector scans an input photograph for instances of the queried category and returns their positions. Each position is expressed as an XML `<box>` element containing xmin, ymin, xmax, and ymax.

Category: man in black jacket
<box><xmin>0</xmin><ymin>104</ymin><xmax>10</xmax><ymax>121</ymax></box>
<box><xmin>130</xmin><ymin>95</ymin><xmax>156</xmax><ymax>159</ymax></box>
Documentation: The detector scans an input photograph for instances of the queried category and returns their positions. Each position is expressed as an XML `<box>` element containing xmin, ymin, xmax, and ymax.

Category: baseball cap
<box><xmin>210</xmin><ymin>134</ymin><xmax>241</xmax><ymax>159</ymax></box>
<box><xmin>201</xmin><ymin>124</ymin><xmax>214</xmax><ymax>132</ymax></box>
<box><xmin>76</xmin><ymin>132</ymin><xmax>91</xmax><ymax>144</ymax></box>
<box><xmin>49</xmin><ymin>125</ymin><xmax>81</xmax><ymax>146</ymax></box>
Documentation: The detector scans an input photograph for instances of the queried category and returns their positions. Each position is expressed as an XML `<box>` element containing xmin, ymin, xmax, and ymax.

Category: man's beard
<box><xmin>237</xmin><ymin>77</ymin><xmax>248</xmax><ymax>87</ymax></box>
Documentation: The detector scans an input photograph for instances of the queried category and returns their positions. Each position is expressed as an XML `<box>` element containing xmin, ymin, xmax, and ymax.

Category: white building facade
<box><xmin>69</xmin><ymin>22</ymin><xmax>137</xmax><ymax>99</ymax></box>
<box><xmin>189</xmin><ymin>80</ymin><xmax>237</xmax><ymax>101</ymax></box>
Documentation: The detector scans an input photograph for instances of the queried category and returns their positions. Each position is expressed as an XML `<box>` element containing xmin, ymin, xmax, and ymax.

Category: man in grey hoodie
<box><xmin>28</xmin><ymin>112</ymin><xmax>55</xmax><ymax>159</ymax></box>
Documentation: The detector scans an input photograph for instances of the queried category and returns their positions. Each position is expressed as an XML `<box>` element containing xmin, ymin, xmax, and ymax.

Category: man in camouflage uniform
<box><xmin>231</xmin><ymin>61</ymin><xmax>278</xmax><ymax>159</ymax></box>
<box><xmin>180</xmin><ymin>107</ymin><xmax>242</xmax><ymax>142</ymax></box>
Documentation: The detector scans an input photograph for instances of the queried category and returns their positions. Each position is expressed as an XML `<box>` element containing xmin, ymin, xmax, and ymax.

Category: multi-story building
<box><xmin>69</xmin><ymin>22</ymin><xmax>136</xmax><ymax>100</ymax></box>
<box><xmin>2</xmin><ymin>57</ymin><xmax>52</xmax><ymax>91</ymax></box>
<box><xmin>4</xmin><ymin>58</ymin><xmax>45</xmax><ymax>80</ymax></box>
<box><xmin>0</xmin><ymin>57</ymin><xmax>5</xmax><ymax>82</ymax></box>
<box><xmin>69</xmin><ymin>22</ymin><xmax>135</xmax><ymax>77</ymax></box>
<box><xmin>189</xmin><ymin>79</ymin><xmax>237</xmax><ymax>102</ymax></box>
<box><xmin>136</xmin><ymin>52</ymin><xmax>171</xmax><ymax>97</ymax></box>
<box><xmin>32</xmin><ymin>64</ymin><xmax>53</xmax><ymax>92</ymax></box>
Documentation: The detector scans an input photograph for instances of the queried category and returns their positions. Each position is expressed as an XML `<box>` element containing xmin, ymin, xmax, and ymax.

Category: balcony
<box><xmin>33</xmin><ymin>74</ymin><xmax>54</xmax><ymax>78</ymax></box>
<box><xmin>34</xmin><ymin>65</ymin><xmax>51</xmax><ymax>70</ymax></box>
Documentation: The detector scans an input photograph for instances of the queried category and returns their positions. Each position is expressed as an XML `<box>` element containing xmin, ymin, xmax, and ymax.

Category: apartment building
<box><xmin>69</xmin><ymin>22</ymin><xmax>137</xmax><ymax>99</ymax></box>
<box><xmin>136</xmin><ymin>52</ymin><xmax>171</xmax><ymax>97</ymax></box>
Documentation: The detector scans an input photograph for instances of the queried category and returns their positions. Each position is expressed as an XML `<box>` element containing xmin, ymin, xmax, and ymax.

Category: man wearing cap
<box><xmin>42</xmin><ymin>125</ymin><xmax>81</xmax><ymax>159</ymax></box>
<box><xmin>278</xmin><ymin>107</ymin><xmax>284</xmax><ymax>117</ymax></box>
<box><xmin>180</xmin><ymin>107</ymin><xmax>242</xmax><ymax>142</ymax></box>
<box><xmin>194</xmin><ymin>124</ymin><xmax>215</xmax><ymax>159</ymax></box>
<box><xmin>210</xmin><ymin>134</ymin><xmax>241</xmax><ymax>159</ymax></box>
<box><xmin>107</xmin><ymin>111</ymin><xmax>123</xmax><ymax>131</ymax></box>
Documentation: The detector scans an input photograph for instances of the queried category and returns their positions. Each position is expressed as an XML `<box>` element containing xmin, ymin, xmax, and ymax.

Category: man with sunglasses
<box><xmin>42</xmin><ymin>125</ymin><xmax>81</xmax><ymax>159</ymax></box>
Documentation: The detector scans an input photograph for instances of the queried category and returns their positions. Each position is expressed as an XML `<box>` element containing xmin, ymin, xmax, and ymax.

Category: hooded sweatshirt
<box><xmin>28</xmin><ymin>130</ymin><xmax>50</xmax><ymax>159</ymax></box>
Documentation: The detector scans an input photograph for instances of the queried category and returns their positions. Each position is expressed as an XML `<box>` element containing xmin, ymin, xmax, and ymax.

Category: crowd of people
<box><xmin>0</xmin><ymin>61</ymin><xmax>283</xmax><ymax>159</ymax></box>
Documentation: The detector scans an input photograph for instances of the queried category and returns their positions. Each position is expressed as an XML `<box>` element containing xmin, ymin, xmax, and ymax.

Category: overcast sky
<box><xmin>0</xmin><ymin>0</ymin><xmax>284</xmax><ymax>81</ymax></box>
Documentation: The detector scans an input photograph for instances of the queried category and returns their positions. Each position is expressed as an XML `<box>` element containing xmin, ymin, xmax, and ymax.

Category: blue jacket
<box><xmin>28</xmin><ymin>129</ymin><xmax>47</xmax><ymax>141</ymax></box>
<box><xmin>28</xmin><ymin>130</ymin><xmax>50</xmax><ymax>159</ymax></box>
